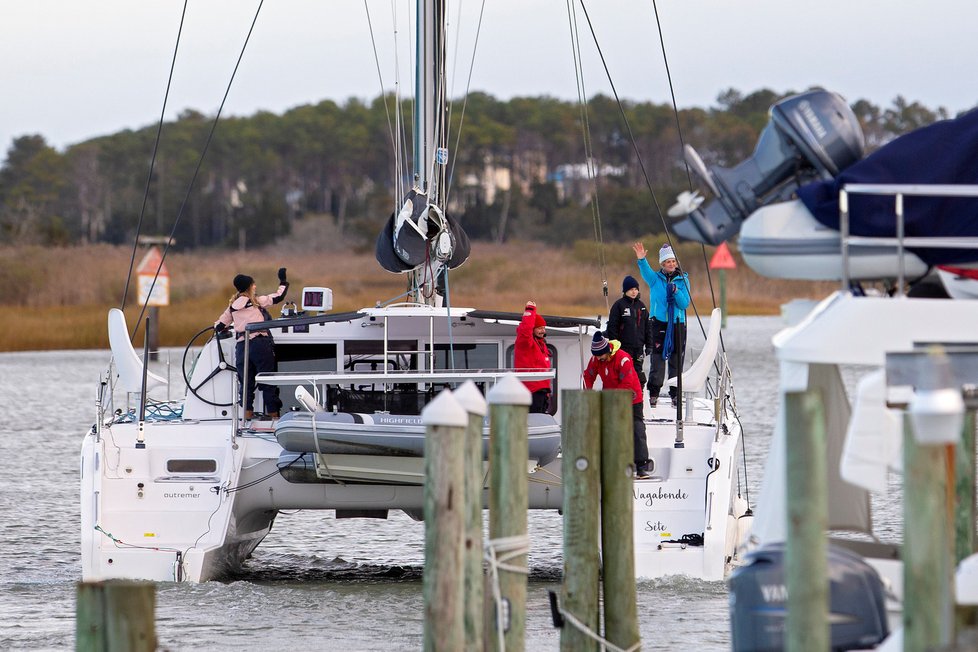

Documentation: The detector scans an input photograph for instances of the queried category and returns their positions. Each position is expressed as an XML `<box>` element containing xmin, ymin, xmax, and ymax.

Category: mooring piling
<box><xmin>421</xmin><ymin>389</ymin><xmax>468</xmax><ymax>651</ymax></box>
<box><xmin>600</xmin><ymin>389</ymin><xmax>640</xmax><ymax>650</ymax></box>
<box><xmin>76</xmin><ymin>580</ymin><xmax>156</xmax><ymax>652</ymax></box>
<box><xmin>486</xmin><ymin>374</ymin><xmax>531</xmax><ymax>652</ymax></box>
<box><xmin>454</xmin><ymin>380</ymin><xmax>489</xmax><ymax>651</ymax></box>
<box><xmin>784</xmin><ymin>390</ymin><xmax>829</xmax><ymax>652</ymax></box>
<box><xmin>560</xmin><ymin>389</ymin><xmax>602</xmax><ymax>652</ymax></box>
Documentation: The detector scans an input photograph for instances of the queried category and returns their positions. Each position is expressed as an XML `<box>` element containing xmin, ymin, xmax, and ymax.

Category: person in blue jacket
<box><xmin>632</xmin><ymin>242</ymin><xmax>690</xmax><ymax>407</ymax></box>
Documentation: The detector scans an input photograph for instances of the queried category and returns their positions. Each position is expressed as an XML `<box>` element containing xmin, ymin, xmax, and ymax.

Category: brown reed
<box><xmin>0</xmin><ymin>217</ymin><xmax>836</xmax><ymax>351</ymax></box>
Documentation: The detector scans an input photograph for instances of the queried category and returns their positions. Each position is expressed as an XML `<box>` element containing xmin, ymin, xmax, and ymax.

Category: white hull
<box><xmin>633</xmin><ymin>399</ymin><xmax>750</xmax><ymax>581</ymax></box>
<box><xmin>739</xmin><ymin>200</ymin><xmax>929</xmax><ymax>281</ymax></box>
<box><xmin>82</xmin><ymin>306</ymin><xmax>747</xmax><ymax>583</ymax></box>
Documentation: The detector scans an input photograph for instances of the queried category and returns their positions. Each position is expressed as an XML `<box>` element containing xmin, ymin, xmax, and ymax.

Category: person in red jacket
<box><xmin>583</xmin><ymin>331</ymin><xmax>651</xmax><ymax>479</ymax></box>
<box><xmin>515</xmin><ymin>300</ymin><xmax>552</xmax><ymax>413</ymax></box>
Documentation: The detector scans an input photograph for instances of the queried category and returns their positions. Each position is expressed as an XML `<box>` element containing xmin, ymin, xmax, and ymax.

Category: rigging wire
<box><xmin>120</xmin><ymin>0</ymin><xmax>189</xmax><ymax>313</ymax></box>
<box><xmin>649</xmin><ymin>0</ymin><xmax>720</xmax><ymax>317</ymax></box>
<box><xmin>130</xmin><ymin>0</ymin><xmax>266</xmax><ymax>340</ymax></box>
<box><xmin>443</xmin><ymin>0</ymin><xmax>487</xmax><ymax>212</ymax></box>
<box><xmin>577</xmin><ymin>0</ymin><xmax>710</xmax><ymax>340</ymax></box>
<box><xmin>567</xmin><ymin>0</ymin><xmax>610</xmax><ymax>315</ymax></box>
<box><xmin>364</xmin><ymin>0</ymin><xmax>401</xmax><ymax>205</ymax></box>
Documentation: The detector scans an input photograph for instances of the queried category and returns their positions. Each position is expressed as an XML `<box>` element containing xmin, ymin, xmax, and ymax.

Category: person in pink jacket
<box><xmin>514</xmin><ymin>300</ymin><xmax>552</xmax><ymax>413</ymax></box>
<box><xmin>583</xmin><ymin>331</ymin><xmax>651</xmax><ymax>479</ymax></box>
<box><xmin>214</xmin><ymin>268</ymin><xmax>289</xmax><ymax>419</ymax></box>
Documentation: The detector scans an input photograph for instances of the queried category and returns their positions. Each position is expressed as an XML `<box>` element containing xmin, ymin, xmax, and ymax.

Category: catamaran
<box><xmin>80</xmin><ymin>0</ymin><xmax>751</xmax><ymax>584</ymax></box>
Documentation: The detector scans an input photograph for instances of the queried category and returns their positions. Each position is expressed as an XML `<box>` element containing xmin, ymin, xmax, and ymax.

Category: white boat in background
<box><xmin>80</xmin><ymin>1</ymin><xmax>750</xmax><ymax>584</ymax></box>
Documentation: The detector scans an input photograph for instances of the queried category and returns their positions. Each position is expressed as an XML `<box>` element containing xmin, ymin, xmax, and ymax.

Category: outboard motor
<box><xmin>729</xmin><ymin>542</ymin><xmax>888</xmax><ymax>651</ymax></box>
<box><xmin>672</xmin><ymin>90</ymin><xmax>865</xmax><ymax>245</ymax></box>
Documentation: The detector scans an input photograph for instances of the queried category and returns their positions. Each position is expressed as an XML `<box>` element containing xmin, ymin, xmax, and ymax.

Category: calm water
<box><xmin>0</xmin><ymin>316</ymin><xmax>790</xmax><ymax>651</ymax></box>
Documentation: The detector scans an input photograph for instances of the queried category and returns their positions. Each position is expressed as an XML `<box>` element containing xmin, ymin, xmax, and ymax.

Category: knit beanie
<box><xmin>233</xmin><ymin>274</ymin><xmax>254</xmax><ymax>293</ymax></box>
<box><xmin>659</xmin><ymin>244</ymin><xmax>676</xmax><ymax>265</ymax></box>
<box><xmin>622</xmin><ymin>275</ymin><xmax>639</xmax><ymax>293</ymax></box>
<box><xmin>534</xmin><ymin>312</ymin><xmax>547</xmax><ymax>328</ymax></box>
<box><xmin>591</xmin><ymin>331</ymin><xmax>611</xmax><ymax>357</ymax></box>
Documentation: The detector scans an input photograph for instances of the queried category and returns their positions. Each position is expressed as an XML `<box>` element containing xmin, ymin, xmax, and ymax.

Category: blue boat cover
<box><xmin>797</xmin><ymin>108</ymin><xmax>978</xmax><ymax>265</ymax></box>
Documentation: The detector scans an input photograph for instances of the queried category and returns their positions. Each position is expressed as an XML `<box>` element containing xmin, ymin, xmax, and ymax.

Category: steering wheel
<box><xmin>182</xmin><ymin>326</ymin><xmax>236</xmax><ymax>407</ymax></box>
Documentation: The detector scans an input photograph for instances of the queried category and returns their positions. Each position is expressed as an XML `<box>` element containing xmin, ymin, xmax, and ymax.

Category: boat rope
<box><xmin>553</xmin><ymin>601</ymin><xmax>640</xmax><ymax>652</ymax></box>
<box><xmin>224</xmin><ymin>452</ymin><xmax>307</xmax><ymax>494</ymax></box>
<box><xmin>484</xmin><ymin>533</ymin><xmax>530</xmax><ymax>652</ymax></box>
<box><xmin>566</xmin><ymin>0</ymin><xmax>610</xmax><ymax>315</ymax></box>
<box><xmin>129</xmin><ymin>0</ymin><xmax>266</xmax><ymax>341</ymax></box>
<box><xmin>94</xmin><ymin>524</ymin><xmax>182</xmax><ymax>555</ymax></box>
<box><xmin>120</xmin><ymin>0</ymin><xmax>188</xmax><ymax>312</ymax></box>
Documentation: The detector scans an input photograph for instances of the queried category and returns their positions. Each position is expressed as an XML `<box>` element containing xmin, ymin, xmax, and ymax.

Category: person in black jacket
<box><xmin>605</xmin><ymin>275</ymin><xmax>653</xmax><ymax>388</ymax></box>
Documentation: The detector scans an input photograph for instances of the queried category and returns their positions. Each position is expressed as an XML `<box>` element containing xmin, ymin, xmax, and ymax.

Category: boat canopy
<box><xmin>797</xmin><ymin>108</ymin><xmax>978</xmax><ymax>266</ymax></box>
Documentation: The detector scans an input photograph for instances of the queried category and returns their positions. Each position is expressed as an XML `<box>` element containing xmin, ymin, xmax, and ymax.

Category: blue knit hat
<box><xmin>622</xmin><ymin>275</ymin><xmax>639</xmax><ymax>293</ymax></box>
<box><xmin>591</xmin><ymin>331</ymin><xmax>611</xmax><ymax>356</ymax></box>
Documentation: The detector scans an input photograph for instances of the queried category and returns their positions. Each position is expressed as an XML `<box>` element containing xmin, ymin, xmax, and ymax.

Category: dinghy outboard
<box><xmin>729</xmin><ymin>542</ymin><xmax>889</xmax><ymax>651</ymax></box>
<box><xmin>672</xmin><ymin>89</ymin><xmax>865</xmax><ymax>246</ymax></box>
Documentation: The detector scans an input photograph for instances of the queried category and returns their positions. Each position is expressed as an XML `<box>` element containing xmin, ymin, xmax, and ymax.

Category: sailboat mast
<box><xmin>414</xmin><ymin>0</ymin><xmax>447</xmax><ymax>207</ymax></box>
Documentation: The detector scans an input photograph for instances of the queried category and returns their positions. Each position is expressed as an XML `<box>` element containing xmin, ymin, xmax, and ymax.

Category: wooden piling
<box><xmin>486</xmin><ymin>375</ymin><xmax>531</xmax><ymax>652</ymax></box>
<box><xmin>560</xmin><ymin>389</ymin><xmax>602</xmax><ymax>652</ymax></box>
<box><xmin>454</xmin><ymin>380</ymin><xmax>488</xmax><ymax>652</ymax></box>
<box><xmin>904</xmin><ymin>415</ymin><xmax>953</xmax><ymax>650</ymax></box>
<box><xmin>784</xmin><ymin>391</ymin><xmax>829</xmax><ymax>652</ymax></box>
<box><xmin>600</xmin><ymin>390</ymin><xmax>640</xmax><ymax>649</ymax></box>
<box><xmin>76</xmin><ymin>580</ymin><xmax>156</xmax><ymax>652</ymax></box>
<box><xmin>954</xmin><ymin>410</ymin><xmax>976</xmax><ymax>564</ymax></box>
<box><xmin>421</xmin><ymin>390</ymin><xmax>468</xmax><ymax>652</ymax></box>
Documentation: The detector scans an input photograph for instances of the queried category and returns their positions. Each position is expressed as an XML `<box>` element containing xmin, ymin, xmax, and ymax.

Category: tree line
<box><xmin>0</xmin><ymin>89</ymin><xmax>952</xmax><ymax>250</ymax></box>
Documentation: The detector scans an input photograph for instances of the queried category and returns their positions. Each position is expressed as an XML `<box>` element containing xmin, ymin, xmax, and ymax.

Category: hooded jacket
<box><xmin>215</xmin><ymin>282</ymin><xmax>289</xmax><ymax>341</ymax></box>
<box><xmin>582</xmin><ymin>340</ymin><xmax>642</xmax><ymax>404</ymax></box>
<box><xmin>514</xmin><ymin>304</ymin><xmax>551</xmax><ymax>393</ymax></box>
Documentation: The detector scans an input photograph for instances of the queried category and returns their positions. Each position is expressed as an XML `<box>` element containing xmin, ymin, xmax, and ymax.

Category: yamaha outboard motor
<box><xmin>672</xmin><ymin>90</ymin><xmax>865</xmax><ymax>245</ymax></box>
<box><xmin>729</xmin><ymin>542</ymin><xmax>889</xmax><ymax>651</ymax></box>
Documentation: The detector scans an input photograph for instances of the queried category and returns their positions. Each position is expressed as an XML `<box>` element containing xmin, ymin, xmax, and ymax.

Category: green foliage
<box><xmin>0</xmin><ymin>90</ymin><xmax>950</xmax><ymax>250</ymax></box>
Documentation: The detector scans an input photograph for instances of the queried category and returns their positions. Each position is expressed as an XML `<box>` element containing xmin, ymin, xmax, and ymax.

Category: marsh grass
<box><xmin>3</xmin><ymin>219</ymin><xmax>835</xmax><ymax>351</ymax></box>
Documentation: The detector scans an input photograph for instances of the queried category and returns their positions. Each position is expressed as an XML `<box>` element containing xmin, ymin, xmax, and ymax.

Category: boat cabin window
<box><xmin>429</xmin><ymin>342</ymin><xmax>499</xmax><ymax>371</ymax></box>
<box><xmin>276</xmin><ymin>343</ymin><xmax>338</xmax><ymax>412</ymax></box>
<box><xmin>166</xmin><ymin>459</ymin><xmax>217</xmax><ymax>474</ymax></box>
<box><xmin>505</xmin><ymin>343</ymin><xmax>558</xmax><ymax>416</ymax></box>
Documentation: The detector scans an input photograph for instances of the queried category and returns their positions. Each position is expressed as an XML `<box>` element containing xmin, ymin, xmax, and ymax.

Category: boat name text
<box><xmin>163</xmin><ymin>491</ymin><xmax>201</xmax><ymax>499</ymax></box>
<box><xmin>634</xmin><ymin>486</ymin><xmax>689</xmax><ymax>506</ymax></box>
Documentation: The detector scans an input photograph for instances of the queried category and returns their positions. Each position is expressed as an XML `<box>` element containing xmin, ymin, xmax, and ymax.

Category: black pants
<box><xmin>648</xmin><ymin>320</ymin><xmax>686</xmax><ymax>400</ymax></box>
<box><xmin>235</xmin><ymin>336</ymin><xmax>282</xmax><ymax>414</ymax></box>
<box><xmin>632</xmin><ymin>402</ymin><xmax>649</xmax><ymax>471</ymax></box>
<box><xmin>622</xmin><ymin>346</ymin><xmax>647</xmax><ymax>388</ymax></box>
<box><xmin>530</xmin><ymin>389</ymin><xmax>551</xmax><ymax>414</ymax></box>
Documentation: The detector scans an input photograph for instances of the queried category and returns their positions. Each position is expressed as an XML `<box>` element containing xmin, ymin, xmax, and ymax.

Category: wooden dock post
<box><xmin>957</xmin><ymin>409</ymin><xmax>978</xmax><ymax>631</ymax></box>
<box><xmin>421</xmin><ymin>389</ymin><xmax>468</xmax><ymax>652</ymax></box>
<box><xmin>903</xmin><ymin>417</ymin><xmax>953</xmax><ymax>649</ymax></box>
<box><xmin>486</xmin><ymin>374</ymin><xmax>531</xmax><ymax>652</ymax></box>
<box><xmin>454</xmin><ymin>380</ymin><xmax>488</xmax><ymax>651</ymax></box>
<box><xmin>560</xmin><ymin>389</ymin><xmax>602</xmax><ymax>652</ymax></box>
<box><xmin>784</xmin><ymin>391</ymin><xmax>829</xmax><ymax>652</ymax></box>
<box><xmin>76</xmin><ymin>580</ymin><xmax>156</xmax><ymax>652</ymax></box>
<box><xmin>955</xmin><ymin>409</ymin><xmax>976</xmax><ymax>564</ymax></box>
<box><xmin>600</xmin><ymin>389</ymin><xmax>640</xmax><ymax>649</ymax></box>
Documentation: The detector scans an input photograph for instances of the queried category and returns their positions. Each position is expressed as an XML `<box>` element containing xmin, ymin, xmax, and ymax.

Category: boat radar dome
<box><xmin>671</xmin><ymin>89</ymin><xmax>865</xmax><ymax>246</ymax></box>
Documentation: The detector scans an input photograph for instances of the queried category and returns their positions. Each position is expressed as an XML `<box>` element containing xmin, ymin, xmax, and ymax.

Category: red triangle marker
<box><xmin>709</xmin><ymin>242</ymin><xmax>737</xmax><ymax>270</ymax></box>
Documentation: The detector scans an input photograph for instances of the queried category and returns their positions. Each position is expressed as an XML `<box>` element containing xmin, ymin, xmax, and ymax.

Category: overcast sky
<box><xmin>3</xmin><ymin>0</ymin><xmax>977</xmax><ymax>154</ymax></box>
